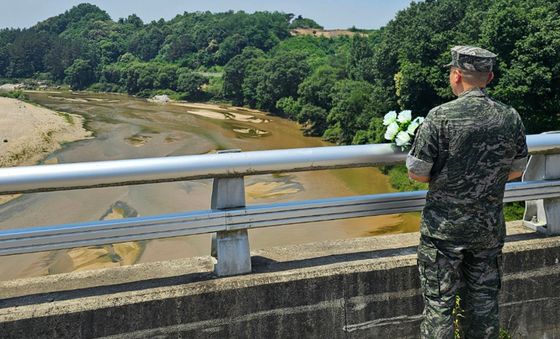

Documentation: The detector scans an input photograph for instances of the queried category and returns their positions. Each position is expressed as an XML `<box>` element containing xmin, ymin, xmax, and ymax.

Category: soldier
<box><xmin>406</xmin><ymin>46</ymin><xmax>529</xmax><ymax>338</ymax></box>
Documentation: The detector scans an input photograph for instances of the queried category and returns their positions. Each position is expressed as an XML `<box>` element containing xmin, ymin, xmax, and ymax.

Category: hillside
<box><xmin>0</xmin><ymin>0</ymin><xmax>559</xmax><ymax>142</ymax></box>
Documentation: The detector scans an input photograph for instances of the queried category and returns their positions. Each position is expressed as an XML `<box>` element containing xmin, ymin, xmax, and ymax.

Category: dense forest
<box><xmin>1</xmin><ymin>0</ymin><xmax>559</xmax><ymax>142</ymax></box>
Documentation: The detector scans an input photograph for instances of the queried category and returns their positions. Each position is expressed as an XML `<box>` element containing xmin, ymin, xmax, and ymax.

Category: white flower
<box><xmin>395</xmin><ymin>131</ymin><xmax>411</xmax><ymax>146</ymax></box>
<box><xmin>413</xmin><ymin>116</ymin><xmax>425</xmax><ymax>124</ymax></box>
<box><xmin>384</xmin><ymin>122</ymin><xmax>399</xmax><ymax>141</ymax></box>
<box><xmin>397</xmin><ymin>110</ymin><xmax>412</xmax><ymax>123</ymax></box>
<box><xmin>383</xmin><ymin>111</ymin><xmax>397</xmax><ymax>126</ymax></box>
<box><xmin>407</xmin><ymin>121</ymin><xmax>420</xmax><ymax>135</ymax></box>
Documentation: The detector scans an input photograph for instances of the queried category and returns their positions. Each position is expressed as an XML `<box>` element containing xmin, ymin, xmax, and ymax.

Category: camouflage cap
<box><xmin>444</xmin><ymin>46</ymin><xmax>497</xmax><ymax>72</ymax></box>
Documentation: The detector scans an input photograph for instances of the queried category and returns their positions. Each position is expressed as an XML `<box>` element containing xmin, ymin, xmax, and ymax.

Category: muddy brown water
<box><xmin>0</xmin><ymin>92</ymin><xmax>420</xmax><ymax>281</ymax></box>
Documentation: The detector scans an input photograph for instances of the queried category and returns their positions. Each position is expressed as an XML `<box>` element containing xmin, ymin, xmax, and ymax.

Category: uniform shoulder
<box><xmin>487</xmin><ymin>96</ymin><xmax>513</xmax><ymax>110</ymax></box>
<box><xmin>426</xmin><ymin>98</ymin><xmax>460</xmax><ymax>120</ymax></box>
<box><xmin>487</xmin><ymin>96</ymin><xmax>522</xmax><ymax>120</ymax></box>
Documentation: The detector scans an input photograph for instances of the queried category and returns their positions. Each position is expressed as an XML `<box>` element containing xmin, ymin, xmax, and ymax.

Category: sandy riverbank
<box><xmin>0</xmin><ymin>96</ymin><xmax>92</xmax><ymax>204</ymax></box>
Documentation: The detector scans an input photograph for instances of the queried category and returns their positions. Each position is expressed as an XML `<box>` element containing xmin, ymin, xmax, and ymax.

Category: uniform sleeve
<box><xmin>406</xmin><ymin>111</ymin><xmax>439</xmax><ymax>177</ymax></box>
<box><xmin>511</xmin><ymin>112</ymin><xmax>528</xmax><ymax>172</ymax></box>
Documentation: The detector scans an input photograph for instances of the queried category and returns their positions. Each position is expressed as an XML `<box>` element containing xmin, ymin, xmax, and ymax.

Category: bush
<box><xmin>88</xmin><ymin>82</ymin><xmax>122</xmax><ymax>93</ymax></box>
<box><xmin>380</xmin><ymin>165</ymin><xmax>428</xmax><ymax>192</ymax></box>
<box><xmin>206</xmin><ymin>76</ymin><xmax>224</xmax><ymax>99</ymax></box>
<box><xmin>322</xmin><ymin>124</ymin><xmax>343</xmax><ymax>143</ymax></box>
<box><xmin>135</xmin><ymin>89</ymin><xmax>154</xmax><ymax>98</ymax></box>
<box><xmin>64</xmin><ymin>59</ymin><xmax>95</xmax><ymax>90</ymax></box>
<box><xmin>503</xmin><ymin>201</ymin><xmax>525</xmax><ymax>222</ymax></box>
<box><xmin>176</xmin><ymin>71</ymin><xmax>209</xmax><ymax>100</ymax></box>
<box><xmin>0</xmin><ymin>90</ymin><xmax>27</xmax><ymax>100</ymax></box>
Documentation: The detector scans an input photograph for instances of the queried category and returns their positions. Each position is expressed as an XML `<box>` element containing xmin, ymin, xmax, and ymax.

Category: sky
<box><xmin>0</xmin><ymin>0</ymin><xmax>416</xmax><ymax>30</ymax></box>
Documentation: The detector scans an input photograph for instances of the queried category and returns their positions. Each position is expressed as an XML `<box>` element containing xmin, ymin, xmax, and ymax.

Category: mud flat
<box><xmin>0</xmin><ymin>91</ymin><xmax>420</xmax><ymax>282</ymax></box>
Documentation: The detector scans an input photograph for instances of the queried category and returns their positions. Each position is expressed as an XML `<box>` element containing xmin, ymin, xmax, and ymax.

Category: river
<box><xmin>0</xmin><ymin>91</ymin><xmax>419</xmax><ymax>281</ymax></box>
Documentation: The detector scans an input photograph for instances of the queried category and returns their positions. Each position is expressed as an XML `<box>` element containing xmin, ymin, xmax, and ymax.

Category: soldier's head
<box><xmin>444</xmin><ymin>46</ymin><xmax>496</xmax><ymax>96</ymax></box>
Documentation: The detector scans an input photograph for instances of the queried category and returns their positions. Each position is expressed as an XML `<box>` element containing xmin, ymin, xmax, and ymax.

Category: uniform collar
<box><xmin>458</xmin><ymin>87</ymin><xmax>486</xmax><ymax>98</ymax></box>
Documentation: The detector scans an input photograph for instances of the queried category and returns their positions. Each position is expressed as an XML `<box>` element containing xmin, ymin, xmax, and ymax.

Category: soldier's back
<box><xmin>421</xmin><ymin>88</ymin><xmax>524</xmax><ymax>247</ymax></box>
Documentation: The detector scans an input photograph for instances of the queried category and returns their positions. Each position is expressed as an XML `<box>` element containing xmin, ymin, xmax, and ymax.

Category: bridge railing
<box><xmin>1</xmin><ymin>133</ymin><xmax>559</xmax><ymax>276</ymax></box>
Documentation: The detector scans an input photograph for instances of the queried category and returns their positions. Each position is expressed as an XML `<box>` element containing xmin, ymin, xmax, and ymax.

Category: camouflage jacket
<box><xmin>406</xmin><ymin>88</ymin><xmax>528</xmax><ymax>247</ymax></box>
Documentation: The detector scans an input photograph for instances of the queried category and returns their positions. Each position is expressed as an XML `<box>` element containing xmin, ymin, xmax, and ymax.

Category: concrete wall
<box><xmin>1</xmin><ymin>222</ymin><xmax>559</xmax><ymax>338</ymax></box>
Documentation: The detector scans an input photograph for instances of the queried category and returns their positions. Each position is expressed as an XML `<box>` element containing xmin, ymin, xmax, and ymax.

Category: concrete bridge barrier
<box><xmin>1</xmin><ymin>221</ymin><xmax>558</xmax><ymax>338</ymax></box>
<box><xmin>1</xmin><ymin>134</ymin><xmax>560</xmax><ymax>338</ymax></box>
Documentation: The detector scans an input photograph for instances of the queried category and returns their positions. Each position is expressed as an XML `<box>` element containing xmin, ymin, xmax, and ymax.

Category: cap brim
<box><xmin>442</xmin><ymin>62</ymin><xmax>454</xmax><ymax>68</ymax></box>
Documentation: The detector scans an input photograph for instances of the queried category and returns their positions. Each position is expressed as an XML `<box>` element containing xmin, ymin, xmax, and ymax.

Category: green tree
<box><xmin>275</xmin><ymin>96</ymin><xmax>302</xmax><ymax>119</ymax></box>
<box><xmin>136</xmin><ymin>65</ymin><xmax>157</xmax><ymax>90</ymax></box>
<box><xmin>325</xmin><ymin>80</ymin><xmax>375</xmax><ymax>144</ymax></box>
<box><xmin>353</xmin><ymin>0</ymin><xmax>560</xmax><ymax>143</ymax></box>
<box><xmin>251</xmin><ymin>52</ymin><xmax>310</xmax><ymax>112</ymax></box>
<box><xmin>215</xmin><ymin>34</ymin><xmax>248</xmax><ymax>65</ymax></box>
<box><xmin>206</xmin><ymin>76</ymin><xmax>224</xmax><ymax>99</ymax></box>
<box><xmin>482</xmin><ymin>0</ymin><xmax>560</xmax><ymax>132</ymax></box>
<box><xmin>293</xmin><ymin>65</ymin><xmax>343</xmax><ymax>136</ymax></box>
<box><xmin>43</xmin><ymin>37</ymin><xmax>85</xmax><ymax>81</ymax></box>
<box><xmin>0</xmin><ymin>9</ymin><xmax>299</xmax><ymax>96</ymax></box>
<box><xmin>128</xmin><ymin>26</ymin><xmax>165</xmax><ymax>61</ymax></box>
<box><xmin>289</xmin><ymin>15</ymin><xmax>323</xmax><ymax>29</ymax></box>
<box><xmin>298</xmin><ymin>104</ymin><xmax>329</xmax><ymax>136</ymax></box>
<box><xmin>354</xmin><ymin>117</ymin><xmax>385</xmax><ymax>145</ymax></box>
<box><xmin>177</xmin><ymin>71</ymin><xmax>209</xmax><ymax>100</ymax></box>
<box><xmin>118</xmin><ymin>14</ymin><xmax>144</xmax><ymax>28</ymax></box>
<box><xmin>298</xmin><ymin>65</ymin><xmax>342</xmax><ymax>110</ymax></box>
<box><xmin>155</xmin><ymin>64</ymin><xmax>179</xmax><ymax>90</ymax></box>
<box><xmin>0</xmin><ymin>46</ymin><xmax>8</xmax><ymax>77</ymax></box>
<box><xmin>242</xmin><ymin>57</ymin><xmax>268</xmax><ymax>108</ymax></box>
<box><xmin>347</xmin><ymin>35</ymin><xmax>374</xmax><ymax>82</ymax></box>
<box><xmin>162</xmin><ymin>34</ymin><xmax>195</xmax><ymax>61</ymax></box>
<box><xmin>6</xmin><ymin>30</ymin><xmax>54</xmax><ymax>77</ymax></box>
<box><xmin>64</xmin><ymin>59</ymin><xmax>95</xmax><ymax>90</ymax></box>
<box><xmin>35</xmin><ymin>3</ymin><xmax>111</xmax><ymax>35</ymax></box>
<box><xmin>271</xmin><ymin>35</ymin><xmax>335</xmax><ymax>69</ymax></box>
<box><xmin>223</xmin><ymin>47</ymin><xmax>265</xmax><ymax>106</ymax></box>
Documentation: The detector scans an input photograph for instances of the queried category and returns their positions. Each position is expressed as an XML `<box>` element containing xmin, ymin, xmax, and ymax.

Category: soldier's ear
<box><xmin>451</xmin><ymin>68</ymin><xmax>462</xmax><ymax>84</ymax></box>
<box><xmin>486</xmin><ymin>72</ymin><xmax>494</xmax><ymax>85</ymax></box>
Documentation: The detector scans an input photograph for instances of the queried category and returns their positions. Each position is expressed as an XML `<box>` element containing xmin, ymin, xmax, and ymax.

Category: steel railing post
<box><xmin>523</xmin><ymin>132</ymin><xmax>560</xmax><ymax>235</ymax></box>
<box><xmin>210</xmin><ymin>150</ymin><xmax>251</xmax><ymax>276</ymax></box>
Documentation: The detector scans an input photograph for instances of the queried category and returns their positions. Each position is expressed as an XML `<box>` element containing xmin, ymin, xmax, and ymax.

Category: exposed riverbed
<box><xmin>0</xmin><ymin>91</ymin><xmax>419</xmax><ymax>281</ymax></box>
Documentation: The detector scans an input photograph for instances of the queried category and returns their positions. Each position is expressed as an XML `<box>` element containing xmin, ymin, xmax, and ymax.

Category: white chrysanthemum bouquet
<box><xmin>383</xmin><ymin>110</ymin><xmax>425</xmax><ymax>150</ymax></box>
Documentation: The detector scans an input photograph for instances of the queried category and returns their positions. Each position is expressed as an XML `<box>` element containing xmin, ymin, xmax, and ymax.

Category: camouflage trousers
<box><xmin>417</xmin><ymin>235</ymin><xmax>503</xmax><ymax>339</ymax></box>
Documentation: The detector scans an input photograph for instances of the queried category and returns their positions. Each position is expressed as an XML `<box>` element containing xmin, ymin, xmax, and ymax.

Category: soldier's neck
<box><xmin>457</xmin><ymin>84</ymin><xmax>485</xmax><ymax>97</ymax></box>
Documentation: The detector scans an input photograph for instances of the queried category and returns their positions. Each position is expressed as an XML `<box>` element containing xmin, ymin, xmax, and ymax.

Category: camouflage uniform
<box><xmin>406</xmin><ymin>46</ymin><xmax>529</xmax><ymax>338</ymax></box>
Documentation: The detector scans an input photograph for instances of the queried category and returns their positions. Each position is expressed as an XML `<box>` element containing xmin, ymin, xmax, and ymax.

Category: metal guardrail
<box><xmin>0</xmin><ymin>180</ymin><xmax>558</xmax><ymax>256</ymax></box>
<box><xmin>1</xmin><ymin>134</ymin><xmax>559</xmax><ymax>195</ymax></box>
<box><xmin>0</xmin><ymin>133</ymin><xmax>560</xmax><ymax>275</ymax></box>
